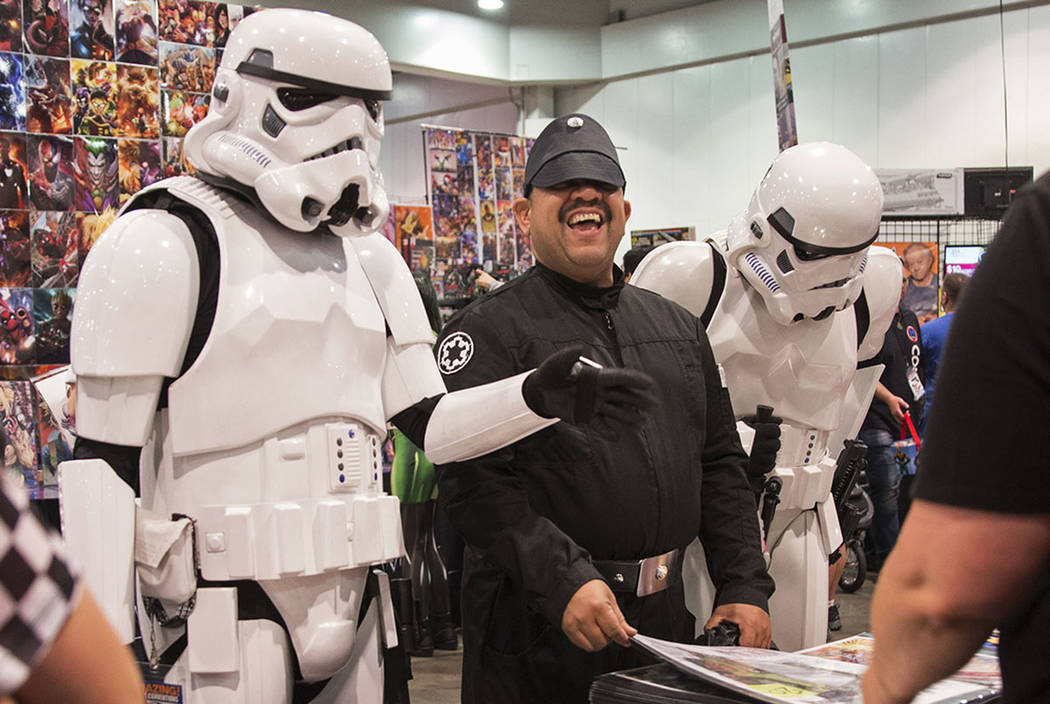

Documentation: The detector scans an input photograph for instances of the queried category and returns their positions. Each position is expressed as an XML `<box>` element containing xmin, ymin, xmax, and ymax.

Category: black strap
<box><xmin>700</xmin><ymin>243</ymin><xmax>728</xmax><ymax>329</ymax></box>
<box><xmin>853</xmin><ymin>290</ymin><xmax>871</xmax><ymax>351</ymax></box>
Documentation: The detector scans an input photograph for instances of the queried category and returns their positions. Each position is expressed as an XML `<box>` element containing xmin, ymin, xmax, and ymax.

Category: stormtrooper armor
<box><xmin>632</xmin><ymin>142</ymin><xmax>902</xmax><ymax>651</ymax></box>
<box><xmin>58</xmin><ymin>10</ymin><xmax>607</xmax><ymax>703</ymax></box>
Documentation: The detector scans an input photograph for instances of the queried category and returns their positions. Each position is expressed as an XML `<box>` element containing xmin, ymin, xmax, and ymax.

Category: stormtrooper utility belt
<box><xmin>593</xmin><ymin>548</ymin><xmax>680</xmax><ymax>597</ymax></box>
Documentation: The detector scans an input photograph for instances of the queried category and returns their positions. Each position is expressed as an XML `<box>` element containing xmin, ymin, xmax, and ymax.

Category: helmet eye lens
<box><xmin>363</xmin><ymin>99</ymin><xmax>381</xmax><ymax>121</ymax></box>
<box><xmin>794</xmin><ymin>244</ymin><xmax>831</xmax><ymax>262</ymax></box>
<box><xmin>277</xmin><ymin>87</ymin><xmax>339</xmax><ymax>111</ymax></box>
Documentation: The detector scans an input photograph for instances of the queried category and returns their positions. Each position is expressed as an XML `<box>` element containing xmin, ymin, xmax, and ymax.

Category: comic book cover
<box><xmin>432</xmin><ymin>193</ymin><xmax>458</xmax><ymax>242</ymax></box>
<box><xmin>0</xmin><ymin>133</ymin><xmax>28</xmax><ymax>209</ymax></box>
<box><xmin>431</xmin><ymin>171</ymin><xmax>458</xmax><ymax>198</ymax></box>
<box><xmin>495</xmin><ymin>167</ymin><xmax>512</xmax><ymax>202</ymax></box>
<box><xmin>512</xmin><ymin>169</ymin><xmax>525</xmax><ymax>199</ymax></box>
<box><xmin>118</xmin><ymin>138</ymin><xmax>162</xmax><ymax>201</ymax></box>
<box><xmin>426</xmin><ymin>128</ymin><xmax>454</xmax><ymax>151</ymax></box>
<box><xmin>116</xmin><ymin>64</ymin><xmax>160</xmax><ymax>137</ymax></box>
<box><xmin>510</xmin><ymin>137</ymin><xmax>525</xmax><ymax>169</ymax></box>
<box><xmin>458</xmin><ymin>195</ymin><xmax>478</xmax><ymax>264</ymax></box>
<box><xmin>455</xmin><ymin>130</ymin><xmax>472</xmax><ymax>164</ymax></box>
<box><xmin>494</xmin><ymin>136</ymin><xmax>510</xmax><ymax>167</ymax></box>
<box><xmin>161</xmin><ymin>89</ymin><xmax>208</xmax><ymax>137</ymax></box>
<box><xmin>0</xmin><ymin>0</ymin><xmax>21</xmax><ymax>52</ymax></box>
<box><xmin>70</xmin><ymin>0</ymin><xmax>115</xmax><ymax>60</ymax></box>
<box><xmin>162</xmin><ymin>134</ymin><xmax>191</xmax><ymax>175</ymax></box>
<box><xmin>0</xmin><ymin>380</ymin><xmax>39</xmax><ymax>490</ymax></box>
<box><xmin>212</xmin><ymin>3</ymin><xmax>232</xmax><ymax>47</ymax></box>
<box><xmin>27</xmin><ymin>136</ymin><xmax>74</xmax><ymax>211</ymax></box>
<box><xmin>456</xmin><ymin>164</ymin><xmax>474</xmax><ymax>196</ymax></box>
<box><xmin>158</xmin><ymin>0</ymin><xmax>219</xmax><ymax>46</ymax></box>
<box><xmin>395</xmin><ymin>204</ymin><xmax>433</xmax><ymax>270</ymax></box>
<box><xmin>25</xmin><ymin>56</ymin><xmax>73</xmax><ymax>134</ymax></box>
<box><xmin>76</xmin><ymin>209</ymin><xmax>114</xmax><ymax>267</ymax></box>
<box><xmin>0</xmin><ymin>211</ymin><xmax>29</xmax><ymax>286</ymax></box>
<box><xmin>30</xmin><ymin>211</ymin><xmax>78</xmax><ymax>287</ymax></box>
<box><xmin>496</xmin><ymin>199</ymin><xmax>515</xmax><ymax>265</ymax></box>
<box><xmin>33</xmin><ymin>364</ymin><xmax>72</xmax><ymax>494</ymax></box>
<box><xmin>159</xmin><ymin>41</ymin><xmax>215</xmax><ymax>92</ymax></box>
<box><xmin>22</xmin><ymin>0</ymin><xmax>68</xmax><ymax>56</ymax></box>
<box><xmin>429</xmin><ymin>148</ymin><xmax>456</xmax><ymax>174</ymax></box>
<box><xmin>74</xmin><ymin>136</ymin><xmax>119</xmax><ymax>213</ymax></box>
<box><xmin>0</xmin><ymin>288</ymin><xmax>34</xmax><ymax>364</ymax></box>
<box><xmin>0</xmin><ymin>53</ymin><xmax>26</xmax><ymax>131</ymax></box>
<box><xmin>72</xmin><ymin>59</ymin><xmax>118</xmax><ymax>136</ymax></box>
<box><xmin>32</xmin><ymin>288</ymin><xmax>72</xmax><ymax>365</ymax></box>
<box><xmin>116</xmin><ymin>0</ymin><xmax>159</xmax><ymax>65</ymax></box>
<box><xmin>476</xmin><ymin>168</ymin><xmax>494</xmax><ymax>202</ymax></box>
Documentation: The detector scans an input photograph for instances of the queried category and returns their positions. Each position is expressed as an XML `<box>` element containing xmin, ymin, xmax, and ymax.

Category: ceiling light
<box><xmin>477</xmin><ymin>0</ymin><xmax>504</xmax><ymax>10</ymax></box>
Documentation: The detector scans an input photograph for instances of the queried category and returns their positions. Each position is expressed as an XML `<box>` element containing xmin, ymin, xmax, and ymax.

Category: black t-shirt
<box><xmin>915</xmin><ymin>171</ymin><xmax>1050</xmax><ymax>703</ymax></box>
<box><xmin>861</xmin><ymin>308</ymin><xmax>924</xmax><ymax>436</ymax></box>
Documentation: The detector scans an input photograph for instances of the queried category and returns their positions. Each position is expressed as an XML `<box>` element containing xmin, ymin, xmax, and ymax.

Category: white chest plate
<box><xmin>710</xmin><ymin>271</ymin><xmax>858</xmax><ymax>433</ymax></box>
<box><xmin>164</xmin><ymin>180</ymin><xmax>388</xmax><ymax>456</ymax></box>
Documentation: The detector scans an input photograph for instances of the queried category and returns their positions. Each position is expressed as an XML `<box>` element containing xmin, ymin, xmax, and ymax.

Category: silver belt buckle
<box><xmin>635</xmin><ymin>549</ymin><xmax>678</xmax><ymax>597</ymax></box>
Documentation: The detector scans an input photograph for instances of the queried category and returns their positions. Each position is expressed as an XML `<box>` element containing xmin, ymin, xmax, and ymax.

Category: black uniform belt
<box><xmin>592</xmin><ymin>548</ymin><xmax>680</xmax><ymax>597</ymax></box>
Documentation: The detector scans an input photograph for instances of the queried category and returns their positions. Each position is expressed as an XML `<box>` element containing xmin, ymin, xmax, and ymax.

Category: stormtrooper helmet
<box><xmin>725</xmin><ymin>142</ymin><xmax>883</xmax><ymax>325</ymax></box>
<box><xmin>183</xmin><ymin>8</ymin><xmax>391</xmax><ymax>237</ymax></box>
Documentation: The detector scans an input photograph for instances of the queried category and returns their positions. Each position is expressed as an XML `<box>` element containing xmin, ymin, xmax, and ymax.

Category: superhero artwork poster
<box><xmin>30</xmin><ymin>210</ymin><xmax>78</xmax><ymax>288</ymax></box>
<box><xmin>476</xmin><ymin>168</ymin><xmax>493</xmax><ymax>202</ymax></box>
<box><xmin>454</xmin><ymin>130</ymin><xmax>472</xmax><ymax>165</ymax></box>
<box><xmin>22</xmin><ymin>0</ymin><xmax>69</xmax><ymax>57</ymax></box>
<box><xmin>158</xmin><ymin>0</ymin><xmax>227</xmax><ymax>47</ymax></box>
<box><xmin>0</xmin><ymin>132</ymin><xmax>27</xmax><ymax>209</ymax></box>
<box><xmin>495</xmin><ymin>167</ymin><xmax>512</xmax><ymax>202</ymax></box>
<box><xmin>74</xmin><ymin>135</ymin><xmax>119</xmax><ymax>213</ymax></box>
<box><xmin>0</xmin><ymin>381</ymin><xmax>39</xmax><ymax>490</ymax></box>
<box><xmin>455</xmin><ymin>164</ymin><xmax>474</xmax><ymax>197</ymax></box>
<box><xmin>159</xmin><ymin>41</ymin><xmax>215</xmax><ymax>93</ymax></box>
<box><xmin>161</xmin><ymin>88</ymin><xmax>208</xmax><ymax>137</ymax></box>
<box><xmin>428</xmin><ymin>147</ymin><xmax>455</xmax><ymax>175</ymax></box>
<box><xmin>0</xmin><ymin>287</ymin><xmax>34</xmax><ymax>364</ymax></box>
<box><xmin>510</xmin><ymin>137</ymin><xmax>525</xmax><ymax>169</ymax></box>
<box><xmin>0</xmin><ymin>210</ymin><xmax>29</xmax><ymax>286</ymax></box>
<box><xmin>0</xmin><ymin>52</ymin><xmax>26</xmax><ymax>131</ymax></box>
<box><xmin>162</xmin><ymin>134</ymin><xmax>191</xmax><ymax>175</ymax></box>
<box><xmin>71</xmin><ymin>59</ymin><xmax>118</xmax><ymax>136</ymax></box>
<box><xmin>458</xmin><ymin>195</ymin><xmax>478</xmax><ymax>264</ymax></box>
<box><xmin>27</xmin><ymin>135</ymin><xmax>74</xmax><ymax>211</ymax></box>
<box><xmin>115</xmin><ymin>0</ymin><xmax>159</xmax><ymax>65</ymax></box>
<box><xmin>496</xmin><ymin>200</ymin><xmax>515</xmax><ymax>265</ymax></box>
<box><xmin>117</xmin><ymin>64</ymin><xmax>159</xmax><ymax>137</ymax></box>
<box><xmin>75</xmin><ymin>208</ymin><xmax>113</xmax><ymax>267</ymax></box>
<box><xmin>69</xmin><ymin>0</ymin><xmax>115</xmax><ymax>60</ymax></box>
<box><xmin>426</xmin><ymin>128</ymin><xmax>454</xmax><ymax>152</ymax></box>
<box><xmin>430</xmin><ymin>170</ymin><xmax>458</xmax><ymax>199</ymax></box>
<box><xmin>32</xmin><ymin>287</ymin><xmax>72</xmax><ymax>364</ymax></box>
<box><xmin>493</xmin><ymin>136</ymin><xmax>510</xmax><ymax>169</ymax></box>
<box><xmin>25</xmin><ymin>56</ymin><xmax>72</xmax><ymax>134</ymax></box>
<box><xmin>394</xmin><ymin>204</ymin><xmax>433</xmax><ymax>271</ymax></box>
<box><xmin>33</xmin><ymin>364</ymin><xmax>76</xmax><ymax>490</ymax></box>
<box><xmin>117</xmin><ymin>138</ymin><xmax>161</xmax><ymax>201</ymax></box>
<box><xmin>0</xmin><ymin>0</ymin><xmax>21</xmax><ymax>52</ymax></box>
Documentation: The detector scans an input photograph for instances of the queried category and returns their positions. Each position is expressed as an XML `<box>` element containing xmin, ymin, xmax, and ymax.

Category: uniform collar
<box><xmin>535</xmin><ymin>262</ymin><xmax>625</xmax><ymax>310</ymax></box>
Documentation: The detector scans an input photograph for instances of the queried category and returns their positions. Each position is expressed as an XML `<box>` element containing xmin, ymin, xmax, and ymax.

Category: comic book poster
<box><xmin>510</xmin><ymin>137</ymin><xmax>525</xmax><ymax>169</ymax></box>
<box><xmin>0</xmin><ymin>210</ymin><xmax>29</xmax><ymax>286</ymax></box>
<box><xmin>427</xmin><ymin>128</ymin><xmax>454</xmax><ymax>151</ymax></box>
<box><xmin>496</xmin><ymin>199</ymin><xmax>515</xmax><ymax>265</ymax></box>
<box><xmin>115</xmin><ymin>0</ymin><xmax>159</xmax><ymax>65</ymax></box>
<box><xmin>74</xmin><ymin>136</ymin><xmax>119</xmax><ymax>213</ymax></box>
<box><xmin>458</xmin><ymin>195</ymin><xmax>478</xmax><ymax>263</ymax></box>
<box><xmin>395</xmin><ymin>204</ymin><xmax>433</xmax><ymax>271</ymax></box>
<box><xmin>76</xmin><ymin>209</ymin><xmax>112</xmax><ymax>266</ymax></box>
<box><xmin>118</xmin><ymin>138</ymin><xmax>161</xmax><ymax>200</ymax></box>
<box><xmin>158</xmin><ymin>0</ymin><xmax>220</xmax><ymax>46</ymax></box>
<box><xmin>379</xmin><ymin>206</ymin><xmax>396</xmax><ymax>248</ymax></box>
<box><xmin>32</xmin><ymin>365</ymin><xmax>75</xmax><ymax>491</ymax></box>
<box><xmin>159</xmin><ymin>42</ymin><xmax>214</xmax><ymax>93</ymax></box>
<box><xmin>878</xmin><ymin>241</ymin><xmax>939</xmax><ymax>324</ymax></box>
<box><xmin>69</xmin><ymin>0</ymin><xmax>115</xmax><ymax>60</ymax></box>
<box><xmin>480</xmin><ymin>200</ymin><xmax>496</xmax><ymax>261</ymax></box>
<box><xmin>117</xmin><ymin>64</ymin><xmax>159</xmax><ymax>137</ymax></box>
<box><xmin>27</xmin><ymin>135</ymin><xmax>74</xmax><ymax>211</ymax></box>
<box><xmin>495</xmin><ymin>167</ymin><xmax>512</xmax><ymax>202</ymax></box>
<box><xmin>162</xmin><ymin>134</ymin><xmax>190</xmax><ymax>175</ymax></box>
<box><xmin>212</xmin><ymin>3</ymin><xmax>232</xmax><ymax>47</ymax></box>
<box><xmin>431</xmin><ymin>170</ymin><xmax>458</xmax><ymax>198</ymax></box>
<box><xmin>0</xmin><ymin>288</ymin><xmax>34</xmax><ymax>363</ymax></box>
<box><xmin>25</xmin><ymin>56</ymin><xmax>72</xmax><ymax>133</ymax></box>
<box><xmin>72</xmin><ymin>59</ymin><xmax>118</xmax><ymax>136</ymax></box>
<box><xmin>0</xmin><ymin>380</ymin><xmax>38</xmax><ymax>488</ymax></box>
<box><xmin>0</xmin><ymin>132</ymin><xmax>28</xmax><ymax>209</ymax></box>
<box><xmin>32</xmin><ymin>287</ymin><xmax>72</xmax><ymax>364</ymax></box>
<box><xmin>0</xmin><ymin>52</ymin><xmax>26</xmax><ymax>131</ymax></box>
<box><xmin>161</xmin><ymin>89</ymin><xmax>208</xmax><ymax>137</ymax></box>
<box><xmin>30</xmin><ymin>210</ymin><xmax>78</xmax><ymax>287</ymax></box>
<box><xmin>22</xmin><ymin>0</ymin><xmax>69</xmax><ymax>56</ymax></box>
<box><xmin>0</xmin><ymin>0</ymin><xmax>21</xmax><ymax>52</ymax></box>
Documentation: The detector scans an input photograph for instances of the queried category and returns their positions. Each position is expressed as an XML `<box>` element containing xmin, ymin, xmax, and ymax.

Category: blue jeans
<box><xmin>858</xmin><ymin>428</ymin><xmax>901</xmax><ymax>566</ymax></box>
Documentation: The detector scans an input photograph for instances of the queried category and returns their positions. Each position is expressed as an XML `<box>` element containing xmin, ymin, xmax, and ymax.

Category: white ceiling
<box><xmin>367</xmin><ymin>0</ymin><xmax>716</xmax><ymax>26</ymax></box>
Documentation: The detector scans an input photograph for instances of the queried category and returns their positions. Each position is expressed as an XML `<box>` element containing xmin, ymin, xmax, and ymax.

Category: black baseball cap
<box><xmin>524</xmin><ymin>113</ymin><xmax>626</xmax><ymax>195</ymax></box>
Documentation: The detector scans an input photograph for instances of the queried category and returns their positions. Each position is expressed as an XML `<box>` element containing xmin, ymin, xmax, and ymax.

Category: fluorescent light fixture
<box><xmin>477</xmin><ymin>0</ymin><xmax>504</xmax><ymax>10</ymax></box>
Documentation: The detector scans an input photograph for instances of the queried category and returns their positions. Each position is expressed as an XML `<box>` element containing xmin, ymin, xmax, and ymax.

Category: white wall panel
<box><xmin>1026</xmin><ymin>5</ymin><xmax>1050</xmax><ymax>172</ymax></box>
<box><xmin>830</xmin><ymin>36</ymin><xmax>879</xmax><ymax>163</ymax></box>
<box><xmin>877</xmin><ymin>27</ymin><xmax>927</xmax><ymax>167</ymax></box>
<box><xmin>791</xmin><ymin>42</ymin><xmax>835</xmax><ymax>145</ymax></box>
<box><xmin>671</xmin><ymin>65</ymin><xmax>713</xmax><ymax>236</ymax></box>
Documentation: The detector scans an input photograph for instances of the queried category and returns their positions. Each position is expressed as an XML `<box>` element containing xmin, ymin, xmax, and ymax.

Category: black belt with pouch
<box><xmin>592</xmin><ymin>548</ymin><xmax>680</xmax><ymax>597</ymax></box>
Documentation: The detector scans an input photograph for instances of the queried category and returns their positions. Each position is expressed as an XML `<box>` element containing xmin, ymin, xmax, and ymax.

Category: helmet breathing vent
<box><xmin>776</xmin><ymin>250</ymin><xmax>794</xmax><ymax>273</ymax></box>
<box><xmin>858</xmin><ymin>254</ymin><xmax>868</xmax><ymax>273</ymax></box>
<box><xmin>744</xmin><ymin>252</ymin><xmax>781</xmax><ymax>293</ymax></box>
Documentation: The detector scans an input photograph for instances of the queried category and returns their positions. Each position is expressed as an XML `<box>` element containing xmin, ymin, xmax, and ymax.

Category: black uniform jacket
<box><xmin>435</xmin><ymin>264</ymin><xmax>772</xmax><ymax>643</ymax></box>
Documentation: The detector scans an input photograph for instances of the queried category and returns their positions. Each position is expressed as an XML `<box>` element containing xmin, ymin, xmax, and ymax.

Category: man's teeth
<box><xmin>568</xmin><ymin>212</ymin><xmax>602</xmax><ymax>226</ymax></box>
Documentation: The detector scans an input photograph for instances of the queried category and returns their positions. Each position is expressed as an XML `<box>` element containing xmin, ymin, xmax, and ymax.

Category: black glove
<box><xmin>741</xmin><ymin>405</ymin><xmax>782</xmax><ymax>492</ymax></box>
<box><xmin>522</xmin><ymin>345</ymin><xmax>656</xmax><ymax>441</ymax></box>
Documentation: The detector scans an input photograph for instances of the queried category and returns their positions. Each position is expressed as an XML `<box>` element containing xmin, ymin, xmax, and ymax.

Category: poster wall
<box><xmin>423</xmin><ymin>126</ymin><xmax>533</xmax><ymax>300</ymax></box>
<box><xmin>0</xmin><ymin>0</ymin><xmax>256</xmax><ymax>494</ymax></box>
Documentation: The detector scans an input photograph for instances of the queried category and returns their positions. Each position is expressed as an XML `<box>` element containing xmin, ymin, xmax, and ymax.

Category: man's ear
<box><xmin>512</xmin><ymin>197</ymin><xmax>531</xmax><ymax>235</ymax></box>
<box><xmin>623</xmin><ymin>199</ymin><xmax>632</xmax><ymax>223</ymax></box>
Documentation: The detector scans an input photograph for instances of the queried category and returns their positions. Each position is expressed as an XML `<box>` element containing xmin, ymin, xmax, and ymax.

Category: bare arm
<box><xmin>14</xmin><ymin>590</ymin><xmax>143</xmax><ymax>704</ymax></box>
<box><xmin>873</xmin><ymin>381</ymin><xmax>908</xmax><ymax>424</ymax></box>
<box><xmin>862</xmin><ymin>499</ymin><xmax>1050</xmax><ymax>703</ymax></box>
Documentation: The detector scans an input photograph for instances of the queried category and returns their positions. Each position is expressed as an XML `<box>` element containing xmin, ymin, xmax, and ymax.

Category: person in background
<box><xmin>857</xmin><ymin>271</ymin><xmax>924</xmax><ymax>574</ymax></box>
<box><xmin>863</xmin><ymin>173</ymin><xmax>1050</xmax><ymax>704</ymax></box>
<box><xmin>436</xmin><ymin>113</ymin><xmax>772</xmax><ymax>704</ymax></box>
<box><xmin>918</xmin><ymin>272</ymin><xmax>969</xmax><ymax>434</ymax></box>
<box><xmin>900</xmin><ymin>242</ymin><xmax>938</xmax><ymax>324</ymax></box>
<box><xmin>473</xmin><ymin>268</ymin><xmax>503</xmax><ymax>292</ymax></box>
<box><xmin>620</xmin><ymin>244</ymin><xmax>652</xmax><ymax>282</ymax></box>
<box><xmin>0</xmin><ymin>468</ymin><xmax>143</xmax><ymax>703</ymax></box>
